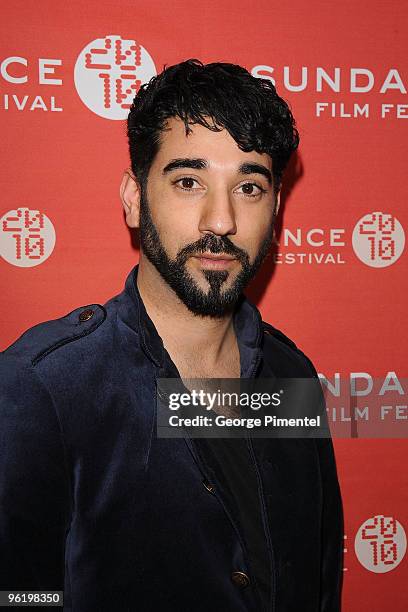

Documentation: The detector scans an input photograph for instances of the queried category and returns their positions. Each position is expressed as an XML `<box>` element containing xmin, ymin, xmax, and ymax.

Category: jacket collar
<box><xmin>120</xmin><ymin>264</ymin><xmax>264</xmax><ymax>378</ymax></box>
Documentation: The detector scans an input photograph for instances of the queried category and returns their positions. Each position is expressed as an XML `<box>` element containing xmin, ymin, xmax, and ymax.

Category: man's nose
<box><xmin>198</xmin><ymin>189</ymin><xmax>237</xmax><ymax>237</ymax></box>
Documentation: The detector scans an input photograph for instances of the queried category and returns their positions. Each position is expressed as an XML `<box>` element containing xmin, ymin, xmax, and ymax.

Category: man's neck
<box><xmin>136</xmin><ymin>257</ymin><xmax>239</xmax><ymax>375</ymax></box>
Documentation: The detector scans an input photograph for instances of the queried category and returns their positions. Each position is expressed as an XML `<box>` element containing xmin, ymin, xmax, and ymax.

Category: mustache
<box><xmin>176</xmin><ymin>234</ymin><xmax>249</xmax><ymax>266</ymax></box>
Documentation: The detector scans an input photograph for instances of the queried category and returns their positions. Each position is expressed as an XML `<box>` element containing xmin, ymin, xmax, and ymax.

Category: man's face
<box><xmin>137</xmin><ymin>117</ymin><xmax>278</xmax><ymax>317</ymax></box>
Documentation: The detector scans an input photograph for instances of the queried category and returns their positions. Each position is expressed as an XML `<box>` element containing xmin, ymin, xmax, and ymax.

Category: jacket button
<box><xmin>79</xmin><ymin>309</ymin><xmax>94</xmax><ymax>322</ymax></box>
<box><xmin>231</xmin><ymin>571</ymin><xmax>250</xmax><ymax>588</ymax></box>
<box><xmin>203</xmin><ymin>480</ymin><xmax>215</xmax><ymax>494</ymax></box>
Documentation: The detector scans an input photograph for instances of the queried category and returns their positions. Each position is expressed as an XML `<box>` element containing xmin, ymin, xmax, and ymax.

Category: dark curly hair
<box><xmin>127</xmin><ymin>59</ymin><xmax>299</xmax><ymax>193</ymax></box>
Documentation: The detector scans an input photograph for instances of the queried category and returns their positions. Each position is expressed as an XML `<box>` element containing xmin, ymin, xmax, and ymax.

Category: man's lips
<box><xmin>192</xmin><ymin>253</ymin><xmax>237</xmax><ymax>269</ymax></box>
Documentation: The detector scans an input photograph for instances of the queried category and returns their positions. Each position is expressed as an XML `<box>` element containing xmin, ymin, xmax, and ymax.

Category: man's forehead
<box><xmin>155</xmin><ymin>116</ymin><xmax>272</xmax><ymax>171</ymax></box>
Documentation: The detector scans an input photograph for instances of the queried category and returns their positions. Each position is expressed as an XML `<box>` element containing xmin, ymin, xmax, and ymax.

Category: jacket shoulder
<box><xmin>2</xmin><ymin>304</ymin><xmax>107</xmax><ymax>366</ymax></box>
<box><xmin>261</xmin><ymin>320</ymin><xmax>319</xmax><ymax>378</ymax></box>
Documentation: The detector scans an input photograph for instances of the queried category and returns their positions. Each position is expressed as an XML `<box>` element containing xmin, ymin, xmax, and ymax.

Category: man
<box><xmin>0</xmin><ymin>60</ymin><xmax>343</xmax><ymax>611</ymax></box>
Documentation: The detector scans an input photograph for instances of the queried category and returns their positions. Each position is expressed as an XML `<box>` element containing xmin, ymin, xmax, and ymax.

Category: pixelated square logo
<box><xmin>355</xmin><ymin>514</ymin><xmax>406</xmax><ymax>573</ymax></box>
<box><xmin>0</xmin><ymin>207</ymin><xmax>56</xmax><ymax>267</ymax></box>
<box><xmin>74</xmin><ymin>35</ymin><xmax>156</xmax><ymax>120</ymax></box>
<box><xmin>352</xmin><ymin>212</ymin><xmax>405</xmax><ymax>267</ymax></box>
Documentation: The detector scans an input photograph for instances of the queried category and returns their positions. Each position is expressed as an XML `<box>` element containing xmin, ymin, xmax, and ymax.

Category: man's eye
<box><xmin>175</xmin><ymin>177</ymin><xmax>199</xmax><ymax>190</ymax></box>
<box><xmin>237</xmin><ymin>183</ymin><xmax>266</xmax><ymax>197</ymax></box>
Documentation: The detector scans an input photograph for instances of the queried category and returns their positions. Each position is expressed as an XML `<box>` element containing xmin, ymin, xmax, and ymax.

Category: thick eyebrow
<box><xmin>162</xmin><ymin>158</ymin><xmax>208</xmax><ymax>174</ymax></box>
<box><xmin>162</xmin><ymin>157</ymin><xmax>272</xmax><ymax>185</ymax></box>
<box><xmin>238</xmin><ymin>162</ymin><xmax>272</xmax><ymax>185</ymax></box>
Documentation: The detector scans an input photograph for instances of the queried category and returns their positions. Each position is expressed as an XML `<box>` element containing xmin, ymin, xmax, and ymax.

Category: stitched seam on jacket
<box><xmin>31</xmin><ymin>306</ymin><xmax>107</xmax><ymax>366</ymax></box>
<box><xmin>246</xmin><ymin>434</ymin><xmax>277</xmax><ymax>612</ymax></box>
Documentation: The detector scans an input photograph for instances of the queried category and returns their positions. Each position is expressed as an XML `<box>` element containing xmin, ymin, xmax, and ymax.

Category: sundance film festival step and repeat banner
<box><xmin>1</xmin><ymin>1</ymin><xmax>407</xmax><ymax>610</ymax></box>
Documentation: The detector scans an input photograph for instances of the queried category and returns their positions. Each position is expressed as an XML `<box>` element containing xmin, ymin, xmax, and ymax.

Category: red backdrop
<box><xmin>1</xmin><ymin>1</ymin><xmax>407</xmax><ymax>609</ymax></box>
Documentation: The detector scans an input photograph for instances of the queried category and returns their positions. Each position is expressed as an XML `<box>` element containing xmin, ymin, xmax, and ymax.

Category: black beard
<box><xmin>139</xmin><ymin>190</ymin><xmax>273</xmax><ymax>318</ymax></box>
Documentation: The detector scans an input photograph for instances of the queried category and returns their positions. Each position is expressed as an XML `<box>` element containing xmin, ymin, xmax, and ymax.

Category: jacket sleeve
<box><xmin>0</xmin><ymin>354</ymin><xmax>71</xmax><ymax>591</ymax></box>
<box><xmin>316</xmin><ymin>436</ymin><xmax>344</xmax><ymax>611</ymax></box>
<box><xmin>297</xmin><ymin>349</ymin><xmax>344</xmax><ymax>610</ymax></box>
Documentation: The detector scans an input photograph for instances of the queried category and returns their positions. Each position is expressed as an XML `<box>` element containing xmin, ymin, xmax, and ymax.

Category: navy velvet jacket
<box><xmin>0</xmin><ymin>265</ymin><xmax>344</xmax><ymax>611</ymax></box>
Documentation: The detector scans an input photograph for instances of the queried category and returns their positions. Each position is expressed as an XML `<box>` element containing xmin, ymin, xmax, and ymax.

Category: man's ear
<box><xmin>120</xmin><ymin>169</ymin><xmax>141</xmax><ymax>228</ymax></box>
